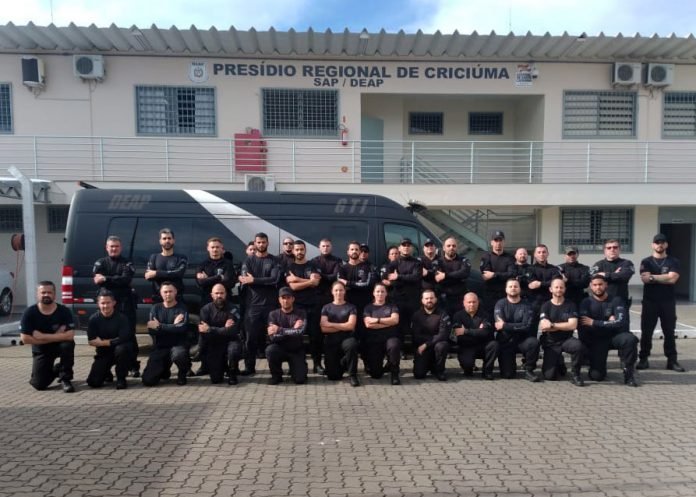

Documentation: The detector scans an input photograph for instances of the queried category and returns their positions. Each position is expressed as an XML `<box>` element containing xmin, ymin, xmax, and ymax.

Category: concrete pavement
<box><xmin>1</xmin><ymin>338</ymin><xmax>696</xmax><ymax>497</ymax></box>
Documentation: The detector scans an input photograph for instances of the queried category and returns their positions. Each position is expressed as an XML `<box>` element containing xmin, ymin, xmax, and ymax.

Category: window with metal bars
<box><xmin>560</xmin><ymin>208</ymin><xmax>634</xmax><ymax>253</ymax></box>
<box><xmin>663</xmin><ymin>92</ymin><xmax>696</xmax><ymax>137</ymax></box>
<box><xmin>262</xmin><ymin>89</ymin><xmax>338</xmax><ymax>137</ymax></box>
<box><xmin>563</xmin><ymin>91</ymin><xmax>636</xmax><ymax>138</ymax></box>
<box><xmin>47</xmin><ymin>206</ymin><xmax>70</xmax><ymax>233</ymax></box>
<box><xmin>469</xmin><ymin>112</ymin><xmax>503</xmax><ymax>135</ymax></box>
<box><xmin>409</xmin><ymin>112</ymin><xmax>443</xmax><ymax>135</ymax></box>
<box><xmin>0</xmin><ymin>206</ymin><xmax>22</xmax><ymax>232</ymax></box>
<box><xmin>0</xmin><ymin>84</ymin><xmax>12</xmax><ymax>134</ymax></box>
<box><xmin>136</xmin><ymin>86</ymin><xmax>216</xmax><ymax>136</ymax></box>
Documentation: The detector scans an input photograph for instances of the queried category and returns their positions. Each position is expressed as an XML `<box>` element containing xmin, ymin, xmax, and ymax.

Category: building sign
<box><xmin>198</xmin><ymin>61</ymin><xmax>513</xmax><ymax>88</ymax></box>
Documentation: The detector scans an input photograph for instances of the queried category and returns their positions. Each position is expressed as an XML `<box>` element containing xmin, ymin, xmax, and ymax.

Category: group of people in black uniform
<box><xmin>20</xmin><ymin>227</ymin><xmax>685</xmax><ymax>393</ymax></box>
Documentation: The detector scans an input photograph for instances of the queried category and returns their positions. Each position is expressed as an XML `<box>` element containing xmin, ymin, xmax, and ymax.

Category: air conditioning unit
<box><xmin>245</xmin><ymin>174</ymin><xmax>275</xmax><ymax>192</ymax></box>
<box><xmin>73</xmin><ymin>55</ymin><xmax>105</xmax><ymax>80</ymax></box>
<box><xmin>646</xmin><ymin>63</ymin><xmax>674</xmax><ymax>86</ymax></box>
<box><xmin>21</xmin><ymin>56</ymin><xmax>45</xmax><ymax>88</ymax></box>
<box><xmin>612</xmin><ymin>62</ymin><xmax>642</xmax><ymax>85</ymax></box>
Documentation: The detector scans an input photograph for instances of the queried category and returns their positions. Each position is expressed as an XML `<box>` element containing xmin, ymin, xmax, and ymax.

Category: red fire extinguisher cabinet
<box><xmin>234</xmin><ymin>129</ymin><xmax>267</xmax><ymax>172</ymax></box>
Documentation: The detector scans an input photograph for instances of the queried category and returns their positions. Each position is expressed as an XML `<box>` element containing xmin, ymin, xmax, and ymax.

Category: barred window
<box><xmin>262</xmin><ymin>89</ymin><xmax>338</xmax><ymax>137</ymax></box>
<box><xmin>136</xmin><ymin>86</ymin><xmax>216</xmax><ymax>136</ymax></box>
<box><xmin>469</xmin><ymin>112</ymin><xmax>503</xmax><ymax>135</ymax></box>
<box><xmin>663</xmin><ymin>92</ymin><xmax>696</xmax><ymax>137</ymax></box>
<box><xmin>560</xmin><ymin>208</ymin><xmax>634</xmax><ymax>253</ymax></box>
<box><xmin>47</xmin><ymin>206</ymin><xmax>69</xmax><ymax>233</ymax></box>
<box><xmin>409</xmin><ymin>112</ymin><xmax>443</xmax><ymax>135</ymax></box>
<box><xmin>0</xmin><ymin>84</ymin><xmax>11</xmax><ymax>133</ymax></box>
<box><xmin>563</xmin><ymin>91</ymin><xmax>636</xmax><ymax>138</ymax></box>
<box><xmin>0</xmin><ymin>206</ymin><xmax>22</xmax><ymax>232</ymax></box>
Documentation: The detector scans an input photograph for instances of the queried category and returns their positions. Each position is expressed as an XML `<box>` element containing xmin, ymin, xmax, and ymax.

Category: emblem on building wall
<box><xmin>189</xmin><ymin>61</ymin><xmax>209</xmax><ymax>83</ymax></box>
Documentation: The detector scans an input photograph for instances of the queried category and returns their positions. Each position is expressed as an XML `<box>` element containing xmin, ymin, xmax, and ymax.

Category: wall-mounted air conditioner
<box><xmin>612</xmin><ymin>62</ymin><xmax>642</xmax><ymax>85</ymax></box>
<box><xmin>645</xmin><ymin>63</ymin><xmax>674</xmax><ymax>86</ymax></box>
<box><xmin>245</xmin><ymin>175</ymin><xmax>275</xmax><ymax>192</ymax></box>
<box><xmin>73</xmin><ymin>55</ymin><xmax>105</xmax><ymax>80</ymax></box>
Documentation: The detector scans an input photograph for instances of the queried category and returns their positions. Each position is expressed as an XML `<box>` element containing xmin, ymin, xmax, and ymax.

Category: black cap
<box><xmin>564</xmin><ymin>245</ymin><xmax>579</xmax><ymax>254</ymax></box>
<box><xmin>423</xmin><ymin>238</ymin><xmax>435</xmax><ymax>246</ymax></box>
<box><xmin>491</xmin><ymin>230</ymin><xmax>505</xmax><ymax>240</ymax></box>
<box><xmin>359</xmin><ymin>244</ymin><xmax>370</xmax><ymax>252</ymax></box>
<box><xmin>278</xmin><ymin>287</ymin><xmax>294</xmax><ymax>297</ymax></box>
<box><xmin>400</xmin><ymin>238</ymin><xmax>413</xmax><ymax>245</ymax></box>
<box><xmin>653</xmin><ymin>233</ymin><xmax>667</xmax><ymax>243</ymax></box>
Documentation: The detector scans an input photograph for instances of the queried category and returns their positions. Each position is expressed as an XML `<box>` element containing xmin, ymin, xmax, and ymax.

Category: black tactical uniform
<box><xmin>199</xmin><ymin>300</ymin><xmax>242</xmax><ymax>384</ymax></box>
<box><xmin>539</xmin><ymin>300</ymin><xmax>586</xmax><ymax>381</ymax></box>
<box><xmin>451</xmin><ymin>308</ymin><xmax>498</xmax><ymax>379</ymax></box>
<box><xmin>480</xmin><ymin>251</ymin><xmax>515</xmax><ymax>320</ymax></box>
<box><xmin>493</xmin><ymin>298</ymin><xmax>540</xmax><ymax>380</ymax></box>
<box><xmin>266</xmin><ymin>307</ymin><xmax>308</xmax><ymax>384</ymax></box>
<box><xmin>86</xmin><ymin>310</ymin><xmax>135</xmax><ymax>388</ymax></box>
<box><xmin>141</xmin><ymin>302</ymin><xmax>190</xmax><ymax>386</ymax></box>
<box><xmin>411</xmin><ymin>307</ymin><xmax>450</xmax><ymax>380</ymax></box>
<box><xmin>438</xmin><ymin>255</ymin><xmax>471</xmax><ymax>317</ymax></box>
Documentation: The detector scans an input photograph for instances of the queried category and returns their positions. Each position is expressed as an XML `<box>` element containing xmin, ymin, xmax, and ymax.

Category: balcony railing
<box><xmin>1</xmin><ymin>135</ymin><xmax>695</xmax><ymax>184</ymax></box>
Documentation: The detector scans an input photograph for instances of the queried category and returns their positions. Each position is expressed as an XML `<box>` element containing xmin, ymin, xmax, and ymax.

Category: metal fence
<box><xmin>1</xmin><ymin>135</ymin><xmax>695</xmax><ymax>184</ymax></box>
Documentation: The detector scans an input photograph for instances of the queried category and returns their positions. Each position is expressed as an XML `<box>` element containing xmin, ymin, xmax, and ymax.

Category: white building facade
<box><xmin>1</xmin><ymin>24</ymin><xmax>696</xmax><ymax>303</ymax></box>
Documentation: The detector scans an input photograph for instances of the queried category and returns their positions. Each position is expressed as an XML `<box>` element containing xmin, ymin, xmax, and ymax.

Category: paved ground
<box><xmin>1</xmin><ymin>331</ymin><xmax>696</xmax><ymax>497</ymax></box>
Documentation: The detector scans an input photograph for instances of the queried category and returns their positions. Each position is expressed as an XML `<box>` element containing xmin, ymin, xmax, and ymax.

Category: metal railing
<box><xmin>1</xmin><ymin>135</ymin><xmax>696</xmax><ymax>184</ymax></box>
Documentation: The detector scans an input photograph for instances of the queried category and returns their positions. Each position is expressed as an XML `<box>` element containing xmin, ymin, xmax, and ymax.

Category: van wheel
<box><xmin>0</xmin><ymin>289</ymin><xmax>12</xmax><ymax>316</ymax></box>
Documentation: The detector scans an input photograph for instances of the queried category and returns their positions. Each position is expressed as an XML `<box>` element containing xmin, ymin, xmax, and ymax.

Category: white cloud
<box><xmin>419</xmin><ymin>0</ymin><xmax>694</xmax><ymax>36</ymax></box>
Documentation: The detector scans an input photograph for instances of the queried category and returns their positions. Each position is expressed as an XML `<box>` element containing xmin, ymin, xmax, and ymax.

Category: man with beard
<box><xmin>411</xmin><ymin>289</ymin><xmax>451</xmax><ymax>381</ymax></box>
<box><xmin>92</xmin><ymin>235</ymin><xmax>140</xmax><ymax>377</ymax></box>
<box><xmin>539</xmin><ymin>278</ymin><xmax>586</xmax><ymax>386</ymax></box>
<box><xmin>310</xmin><ymin>238</ymin><xmax>342</xmax><ymax>373</ymax></box>
<box><xmin>266</xmin><ymin>287</ymin><xmax>308</xmax><ymax>385</ymax></box>
<box><xmin>86</xmin><ymin>290</ymin><xmax>135</xmax><ymax>390</ymax></box>
<box><xmin>198</xmin><ymin>283</ymin><xmax>242</xmax><ymax>385</ymax></box>
<box><xmin>420</xmin><ymin>238</ymin><xmax>440</xmax><ymax>291</ymax></box>
<box><xmin>435</xmin><ymin>237</ymin><xmax>471</xmax><ymax>317</ymax></box>
<box><xmin>452</xmin><ymin>292</ymin><xmax>497</xmax><ymax>380</ymax></box>
<box><xmin>527</xmin><ymin>244</ymin><xmax>562</xmax><ymax>334</ymax></box>
<box><xmin>558</xmin><ymin>246</ymin><xmax>591</xmax><ymax>307</ymax></box>
<box><xmin>494</xmin><ymin>279</ymin><xmax>541</xmax><ymax>382</ymax></box>
<box><xmin>238</xmin><ymin>232</ymin><xmax>281</xmax><ymax>375</ymax></box>
<box><xmin>480</xmin><ymin>230</ymin><xmax>515</xmax><ymax>321</ymax></box>
<box><xmin>637</xmin><ymin>234</ymin><xmax>685</xmax><ymax>372</ymax></box>
<box><xmin>142</xmin><ymin>282</ymin><xmax>190</xmax><ymax>386</ymax></box>
<box><xmin>194</xmin><ymin>237</ymin><xmax>237</xmax><ymax>376</ymax></box>
<box><xmin>511</xmin><ymin>247</ymin><xmax>531</xmax><ymax>301</ymax></box>
<box><xmin>386</xmin><ymin>238</ymin><xmax>423</xmax><ymax>348</ymax></box>
<box><xmin>338</xmin><ymin>241</ymin><xmax>374</xmax><ymax>330</ymax></box>
<box><xmin>579</xmin><ymin>274</ymin><xmax>639</xmax><ymax>386</ymax></box>
<box><xmin>285</xmin><ymin>240</ymin><xmax>322</xmax><ymax>374</ymax></box>
<box><xmin>20</xmin><ymin>281</ymin><xmax>76</xmax><ymax>392</ymax></box>
<box><xmin>144</xmin><ymin>228</ymin><xmax>188</xmax><ymax>302</ymax></box>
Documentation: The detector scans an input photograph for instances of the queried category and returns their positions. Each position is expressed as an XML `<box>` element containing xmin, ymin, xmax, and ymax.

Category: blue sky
<box><xmin>2</xmin><ymin>0</ymin><xmax>696</xmax><ymax>37</ymax></box>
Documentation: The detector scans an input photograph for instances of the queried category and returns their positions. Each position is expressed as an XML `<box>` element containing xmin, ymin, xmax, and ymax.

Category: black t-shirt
<box><xmin>87</xmin><ymin>311</ymin><xmax>133</xmax><ymax>352</ymax></box>
<box><xmin>539</xmin><ymin>300</ymin><xmax>577</xmax><ymax>343</ymax></box>
<box><xmin>241</xmin><ymin>254</ymin><xmax>281</xmax><ymax>308</ymax></box>
<box><xmin>640</xmin><ymin>255</ymin><xmax>680</xmax><ymax>303</ymax></box>
<box><xmin>579</xmin><ymin>296</ymin><xmax>627</xmax><ymax>335</ymax></box>
<box><xmin>480</xmin><ymin>251</ymin><xmax>515</xmax><ymax>299</ymax></box>
<box><xmin>286</xmin><ymin>260</ymin><xmax>320</xmax><ymax>307</ymax></box>
<box><xmin>148</xmin><ymin>302</ymin><xmax>189</xmax><ymax>348</ymax></box>
<box><xmin>196</xmin><ymin>257</ymin><xmax>237</xmax><ymax>303</ymax></box>
<box><xmin>363</xmin><ymin>302</ymin><xmax>399</xmax><ymax>341</ymax></box>
<box><xmin>20</xmin><ymin>304</ymin><xmax>75</xmax><ymax>353</ymax></box>
<box><xmin>411</xmin><ymin>308</ymin><xmax>450</xmax><ymax>347</ymax></box>
<box><xmin>311</xmin><ymin>254</ymin><xmax>343</xmax><ymax>304</ymax></box>
<box><xmin>147</xmin><ymin>252</ymin><xmax>188</xmax><ymax>298</ymax></box>
<box><xmin>199</xmin><ymin>301</ymin><xmax>241</xmax><ymax>342</ymax></box>
<box><xmin>451</xmin><ymin>309</ymin><xmax>493</xmax><ymax>345</ymax></box>
<box><xmin>321</xmin><ymin>302</ymin><xmax>357</xmax><ymax>332</ymax></box>
<box><xmin>92</xmin><ymin>255</ymin><xmax>135</xmax><ymax>303</ymax></box>
<box><xmin>268</xmin><ymin>307</ymin><xmax>306</xmax><ymax>351</ymax></box>
<box><xmin>339</xmin><ymin>261</ymin><xmax>374</xmax><ymax>308</ymax></box>
<box><xmin>590</xmin><ymin>257</ymin><xmax>634</xmax><ymax>304</ymax></box>
<box><xmin>493</xmin><ymin>298</ymin><xmax>534</xmax><ymax>340</ymax></box>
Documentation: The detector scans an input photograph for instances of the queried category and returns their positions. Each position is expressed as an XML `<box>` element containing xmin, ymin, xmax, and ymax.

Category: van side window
<box><xmin>383</xmin><ymin>223</ymin><xmax>431</xmax><ymax>258</ymax></box>
<box><xmin>107</xmin><ymin>217</ymin><xmax>138</xmax><ymax>259</ymax></box>
<box><xmin>131</xmin><ymin>218</ymin><xmax>194</xmax><ymax>267</ymax></box>
<box><xmin>280</xmin><ymin>220</ymin><xmax>368</xmax><ymax>258</ymax></box>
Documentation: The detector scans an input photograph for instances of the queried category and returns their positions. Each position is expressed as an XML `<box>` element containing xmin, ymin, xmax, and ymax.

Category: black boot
<box><xmin>624</xmin><ymin>368</ymin><xmax>639</xmax><ymax>387</ymax></box>
<box><xmin>391</xmin><ymin>368</ymin><xmax>401</xmax><ymax>385</ymax></box>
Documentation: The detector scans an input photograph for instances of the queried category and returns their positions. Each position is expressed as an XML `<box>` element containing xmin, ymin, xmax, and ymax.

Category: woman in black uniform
<box><xmin>320</xmin><ymin>281</ymin><xmax>360</xmax><ymax>386</ymax></box>
<box><xmin>363</xmin><ymin>283</ymin><xmax>401</xmax><ymax>385</ymax></box>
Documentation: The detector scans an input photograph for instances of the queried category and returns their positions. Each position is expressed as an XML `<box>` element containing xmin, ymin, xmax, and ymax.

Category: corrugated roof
<box><xmin>2</xmin><ymin>22</ymin><xmax>696</xmax><ymax>62</ymax></box>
